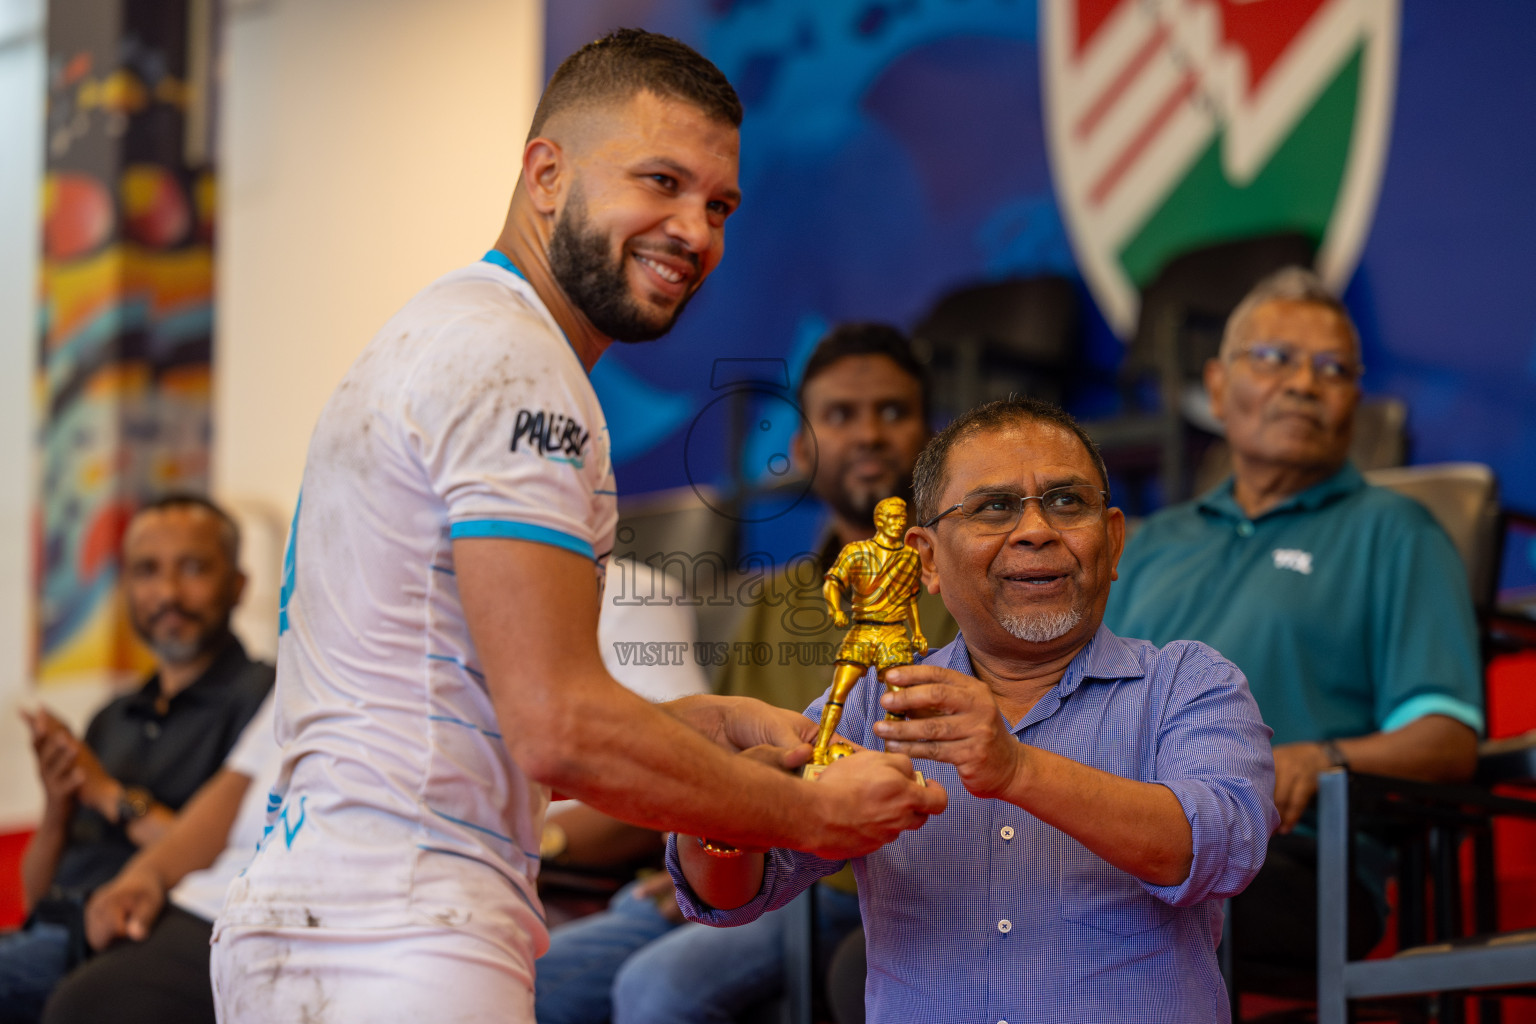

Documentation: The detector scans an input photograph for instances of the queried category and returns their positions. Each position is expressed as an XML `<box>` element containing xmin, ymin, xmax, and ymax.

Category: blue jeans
<box><xmin>535</xmin><ymin>882</ymin><xmax>861</xmax><ymax>1024</ymax></box>
<box><xmin>0</xmin><ymin>922</ymin><xmax>72</xmax><ymax>1024</ymax></box>
<box><xmin>536</xmin><ymin>882</ymin><xmax>680</xmax><ymax>1024</ymax></box>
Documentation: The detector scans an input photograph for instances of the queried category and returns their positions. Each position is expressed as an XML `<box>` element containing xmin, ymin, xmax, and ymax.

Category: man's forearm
<box><xmin>1334</xmin><ymin>715</ymin><xmax>1478</xmax><ymax>783</ymax></box>
<box><xmin>20</xmin><ymin>803</ymin><xmax>72</xmax><ymax>910</ymax></box>
<box><xmin>508</xmin><ymin>679</ymin><xmax>821</xmax><ymax>853</ymax></box>
<box><xmin>127</xmin><ymin>769</ymin><xmax>249</xmax><ymax>889</ymax></box>
<box><xmin>1004</xmin><ymin>746</ymin><xmax>1192</xmax><ymax>887</ymax></box>
<box><xmin>675</xmin><ymin>837</ymin><xmax>765</xmax><ymax>911</ymax></box>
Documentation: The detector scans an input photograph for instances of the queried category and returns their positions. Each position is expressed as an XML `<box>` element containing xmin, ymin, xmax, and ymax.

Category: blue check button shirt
<box><xmin>668</xmin><ymin>626</ymin><xmax>1278</xmax><ymax>1024</ymax></box>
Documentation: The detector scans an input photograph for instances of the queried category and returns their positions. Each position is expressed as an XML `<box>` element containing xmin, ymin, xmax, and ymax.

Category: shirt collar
<box><xmin>935</xmin><ymin>622</ymin><xmax>1147</xmax><ymax>700</ymax></box>
<box><xmin>125</xmin><ymin>635</ymin><xmax>248</xmax><ymax>717</ymax></box>
<box><xmin>480</xmin><ymin>249</ymin><xmax>582</xmax><ymax>363</ymax></box>
<box><xmin>1196</xmin><ymin>461</ymin><xmax>1364</xmax><ymax>522</ymax></box>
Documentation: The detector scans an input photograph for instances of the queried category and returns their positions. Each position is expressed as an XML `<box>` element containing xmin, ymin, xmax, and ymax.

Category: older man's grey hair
<box><xmin>1220</xmin><ymin>266</ymin><xmax>1360</xmax><ymax>358</ymax></box>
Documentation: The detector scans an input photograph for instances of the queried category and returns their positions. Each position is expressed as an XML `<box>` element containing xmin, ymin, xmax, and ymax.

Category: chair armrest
<box><xmin>1477</xmin><ymin>732</ymin><xmax>1536</xmax><ymax>786</ymax></box>
<box><xmin>1338</xmin><ymin>770</ymin><xmax>1536</xmax><ymax>829</ymax></box>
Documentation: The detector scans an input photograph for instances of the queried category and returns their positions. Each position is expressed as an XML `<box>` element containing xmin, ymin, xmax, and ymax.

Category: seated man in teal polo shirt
<box><xmin>1104</xmin><ymin>266</ymin><xmax>1482</xmax><ymax>970</ymax></box>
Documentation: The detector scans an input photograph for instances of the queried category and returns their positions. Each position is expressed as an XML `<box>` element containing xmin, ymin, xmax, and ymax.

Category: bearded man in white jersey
<box><xmin>211</xmin><ymin>29</ymin><xmax>944</xmax><ymax>1024</ymax></box>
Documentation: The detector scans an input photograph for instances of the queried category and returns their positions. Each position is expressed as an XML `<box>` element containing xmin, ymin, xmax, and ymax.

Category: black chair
<box><xmin>1224</xmin><ymin>464</ymin><xmax>1536</xmax><ymax>1021</ymax></box>
<box><xmin>1085</xmin><ymin>232</ymin><xmax>1317</xmax><ymax>511</ymax></box>
<box><xmin>911</xmin><ymin>275</ymin><xmax>1083</xmax><ymax>420</ymax></box>
<box><xmin>1315</xmin><ymin>770</ymin><xmax>1536</xmax><ymax>1024</ymax></box>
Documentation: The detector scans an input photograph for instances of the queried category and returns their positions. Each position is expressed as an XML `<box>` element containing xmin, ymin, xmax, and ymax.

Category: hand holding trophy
<box><xmin>698</xmin><ymin>496</ymin><xmax>929</xmax><ymax>857</ymax></box>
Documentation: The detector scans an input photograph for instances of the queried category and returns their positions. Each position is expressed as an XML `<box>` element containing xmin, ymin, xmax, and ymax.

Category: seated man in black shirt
<box><xmin>0</xmin><ymin>495</ymin><xmax>273</xmax><ymax>1024</ymax></box>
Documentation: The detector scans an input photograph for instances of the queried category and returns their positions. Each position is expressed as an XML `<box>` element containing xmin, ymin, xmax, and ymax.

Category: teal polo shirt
<box><xmin>1104</xmin><ymin>463</ymin><xmax>1483</xmax><ymax>747</ymax></box>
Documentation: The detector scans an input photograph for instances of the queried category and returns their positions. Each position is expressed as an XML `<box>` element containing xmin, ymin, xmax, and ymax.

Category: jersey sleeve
<box><xmin>824</xmin><ymin>544</ymin><xmax>856</xmax><ymax>586</ymax></box>
<box><xmin>1369</xmin><ymin>504</ymin><xmax>1484</xmax><ymax>735</ymax></box>
<box><xmin>403</xmin><ymin>307</ymin><xmax>608</xmax><ymax>561</ymax></box>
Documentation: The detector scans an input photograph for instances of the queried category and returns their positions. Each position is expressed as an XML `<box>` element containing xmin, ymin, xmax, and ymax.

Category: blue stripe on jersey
<box><xmin>427</xmin><ymin>806</ymin><xmax>540</xmax><ymax>861</ymax></box>
<box><xmin>415</xmin><ymin>845</ymin><xmax>548</xmax><ymax>921</ymax></box>
<box><xmin>479</xmin><ymin>249</ymin><xmax>582</xmax><ymax>361</ymax></box>
<box><xmin>427</xmin><ymin>713</ymin><xmax>503</xmax><ymax>741</ymax></box>
<box><xmin>480</xmin><ymin>248</ymin><xmax>525</xmax><ymax>279</ymax></box>
<box><xmin>425</xmin><ymin>652</ymin><xmax>486</xmax><ymax>681</ymax></box>
<box><xmin>449</xmin><ymin>519</ymin><xmax>595</xmax><ymax>560</ymax></box>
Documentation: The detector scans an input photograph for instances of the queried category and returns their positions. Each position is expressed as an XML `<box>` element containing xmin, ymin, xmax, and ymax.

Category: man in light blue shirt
<box><xmin>670</xmin><ymin>398</ymin><xmax>1278</xmax><ymax>1023</ymax></box>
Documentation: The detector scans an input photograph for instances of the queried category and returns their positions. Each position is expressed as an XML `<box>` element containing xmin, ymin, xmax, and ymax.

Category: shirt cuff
<box><xmin>1140</xmin><ymin>777</ymin><xmax>1275</xmax><ymax>907</ymax></box>
<box><xmin>448</xmin><ymin>519</ymin><xmax>595</xmax><ymax>560</ymax></box>
<box><xmin>1380</xmin><ymin>693</ymin><xmax>1484</xmax><ymax>736</ymax></box>
<box><xmin>664</xmin><ymin>835</ymin><xmax>840</xmax><ymax>926</ymax></box>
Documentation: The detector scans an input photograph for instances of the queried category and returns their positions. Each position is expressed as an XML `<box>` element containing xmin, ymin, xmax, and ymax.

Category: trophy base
<box><xmin>802</xmin><ymin>762</ymin><xmax>924</xmax><ymax>786</ymax></box>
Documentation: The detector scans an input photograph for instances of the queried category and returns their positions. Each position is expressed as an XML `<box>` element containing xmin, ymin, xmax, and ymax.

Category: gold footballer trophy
<box><xmin>697</xmin><ymin>497</ymin><xmax>928</xmax><ymax>857</ymax></box>
<box><xmin>806</xmin><ymin>495</ymin><xmax>929</xmax><ymax>779</ymax></box>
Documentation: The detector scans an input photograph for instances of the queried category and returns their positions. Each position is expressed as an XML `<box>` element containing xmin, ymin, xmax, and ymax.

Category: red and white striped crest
<box><xmin>1042</xmin><ymin>0</ymin><xmax>1399</xmax><ymax>335</ymax></box>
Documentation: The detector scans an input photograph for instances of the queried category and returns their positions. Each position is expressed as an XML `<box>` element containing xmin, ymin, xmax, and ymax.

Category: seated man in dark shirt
<box><xmin>1</xmin><ymin>495</ymin><xmax>273</xmax><ymax>1024</ymax></box>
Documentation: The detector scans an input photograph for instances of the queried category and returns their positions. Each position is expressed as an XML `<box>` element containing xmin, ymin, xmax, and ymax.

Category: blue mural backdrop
<box><xmin>548</xmin><ymin>2</ymin><xmax>1536</xmax><ymax>587</ymax></box>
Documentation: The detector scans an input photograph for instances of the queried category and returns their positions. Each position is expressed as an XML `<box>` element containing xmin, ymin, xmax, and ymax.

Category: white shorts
<box><xmin>211</xmin><ymin>923</ymin><xmax>534</xmax><ymax>1024</ymax></box>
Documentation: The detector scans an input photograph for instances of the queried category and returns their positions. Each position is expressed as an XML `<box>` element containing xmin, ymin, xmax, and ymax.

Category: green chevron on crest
<box><xmin>1118</xmin><ymin>45</ymin><xmax>1364</xmax><ymax>289</ymax></box>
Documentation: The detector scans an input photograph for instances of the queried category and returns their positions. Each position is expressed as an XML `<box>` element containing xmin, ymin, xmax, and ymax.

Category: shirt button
<box><xmin>144</xmin><ymin>721</ymin><xmax>161</xmax><ymax>740</ymax></box>
<box><xmin>1237</xmin><ymin>521</ymin><xmax>1256</xmax><ymax>538</ymax></box>
<box><xmin>997</xmin><ymin>919</ymin><xmax>1012</xmax><ymax>934</ymax></box>
<box><xmin>999</xmin><ymin>826</ymin><xmax>1015</xmax><ymax>840</ymax></box>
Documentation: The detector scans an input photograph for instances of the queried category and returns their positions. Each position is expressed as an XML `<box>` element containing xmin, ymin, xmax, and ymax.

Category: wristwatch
<box><xmin>1320</xmin><ymin>739</ymin><xmax>1351</xmax><ymax>771</ymax></box>
<box><xmin>117</xmin><ymin>785</ymin><xmax>155</xmax><ymax>823</ymax></box>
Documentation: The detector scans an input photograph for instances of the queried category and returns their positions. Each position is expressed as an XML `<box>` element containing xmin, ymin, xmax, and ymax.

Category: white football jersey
<box><xmin>217</xmin><ymin>254</ymin><xmax>617</xmax><ymax>967</ymax></box>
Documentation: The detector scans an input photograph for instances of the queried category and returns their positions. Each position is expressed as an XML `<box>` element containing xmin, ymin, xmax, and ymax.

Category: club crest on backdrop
<box><xmin>1041</xmin><ymin>0</ymin><xmax>1400</xmax><ymax>336</ymax></box>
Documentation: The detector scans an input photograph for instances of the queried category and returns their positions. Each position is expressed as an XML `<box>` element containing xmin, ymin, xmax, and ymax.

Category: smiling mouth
<box><xmin>1002</xmin><ymin>572</ymin><xmax>1066</xmax><ymax>587</ymax></box>
<box><xmin>634</xmin><ymin>253</ymin><xmax>689</xmax><ymax>287</ymax></box>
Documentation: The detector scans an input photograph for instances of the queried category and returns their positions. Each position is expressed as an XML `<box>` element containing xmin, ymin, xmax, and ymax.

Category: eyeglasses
<box><xmin>920</xmin><ymin>485</ymin><xmax>1110</xmax><ymax>533</ymax></box>
<box><xmin>1231</xmin><ymin>342</ymin><xmax>1363</xmax><ymax>384</ymax></box>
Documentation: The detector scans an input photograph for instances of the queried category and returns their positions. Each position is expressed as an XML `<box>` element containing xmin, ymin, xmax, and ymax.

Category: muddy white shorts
<box><xmin>211</xmin><ymin>922</ymin><xmax>534</xmax><ymax>1024</ymax></box>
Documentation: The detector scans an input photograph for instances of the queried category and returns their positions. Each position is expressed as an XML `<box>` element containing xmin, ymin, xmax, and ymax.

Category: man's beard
<box><xmin>548</xmin><ymin>188</ymin><xmax>699</xmax><ymax>343</ymax></box>
<box><xmin>130</xmin><ymin>604</ymin><xmax>232</xmax><ymax>666</ymax></box>
<box><xmin>997</xmin><ymin>606</ymin><xmax>1083</xmax><ymax>644</ymax></box>
<box><xmin>823</xmin><ymin>463</ymin><xmax>911</xmax><ymax>528</ymax></box>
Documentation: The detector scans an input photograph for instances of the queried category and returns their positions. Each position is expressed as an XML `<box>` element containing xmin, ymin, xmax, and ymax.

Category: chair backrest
<box><xmin>1130</xmin><ymin>232</ymin><xmax>1318</xmax><ymax>384</ymax></box>
<box><xmin>613</xmin><ymin>486</ymin><xmax>744</xmax><ymax>645</ymax></box>
<box><xmin>1364</xmin><ymin>462</ymin><xmax>1501</xmax><ymax>611</ymax></box>
<box><xmin>913</xmin><ymin>276</ymin><xmax>1081</xmax><ymax>414</ymax></box>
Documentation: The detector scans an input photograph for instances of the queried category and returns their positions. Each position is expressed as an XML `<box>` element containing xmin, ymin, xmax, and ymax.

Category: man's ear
<box><xmin>1105</xmin><ymin>507</ymin><xmax>1126</xmax><ymax>583</ymax></box>
<box><xmin>906</xmin><ymin>526</ymin><xmax>940</xmax><ymax>595</ymax></box>
<box><xmin>1203</xmin><ymin>357</ymin><xmax>1228</xmax><ymax>423</ymax></box>
<box><xmin>521</xmin><ymin>137</ymin><xmax>566</xmax><ymax>216</ymax></box>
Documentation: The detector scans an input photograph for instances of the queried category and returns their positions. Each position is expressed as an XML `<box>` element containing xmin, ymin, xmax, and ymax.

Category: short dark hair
<box><xmin>529</xmin><ymin>28</ymin><xmax>742</xmax><ymax>139</ymax></box>
<box><xmin>796</xmin><ymin>323</ymin><xmax>931</xmax><ymax>422</ymax></box>
<box><xmin>911</xmin><ymin>397</ymin><xmax>1110</xmax><ymax>523</ymax></box>
<box><xmin>131</xmin><ymin>493</ymin><xmax>241</xmax><ymax>568</ymax></box>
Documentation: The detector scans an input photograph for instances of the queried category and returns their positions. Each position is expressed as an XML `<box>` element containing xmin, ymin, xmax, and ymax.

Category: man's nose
<box><xmin>1005</xmin><ymin>498</ymin><xmax>1059</xmax><ymax>542</ymax></box>
<box><xmin>1281</xmin><ymin>354</ymin><xmax>1324</xmax><ymax>394</ymax></box>
<box><xmin>665</xmin><ymin>202</ymin><xmax>713</xmax><ymax>259</ymax></box>
<box><xmin>850</xmin><ymin>409</ymin><xmax>886</xmax><ymax>444</ymax></box>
